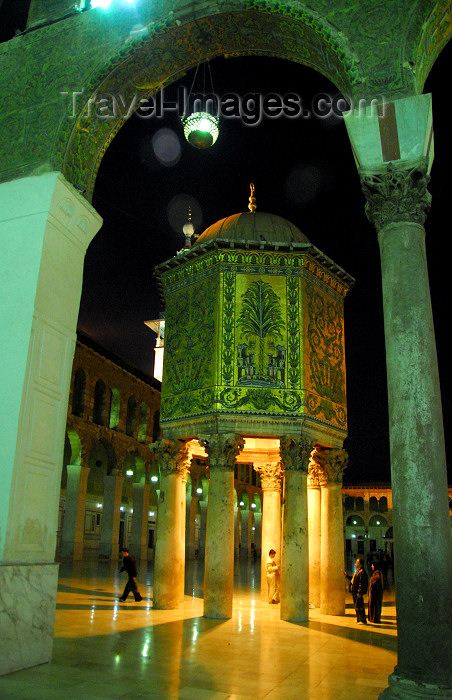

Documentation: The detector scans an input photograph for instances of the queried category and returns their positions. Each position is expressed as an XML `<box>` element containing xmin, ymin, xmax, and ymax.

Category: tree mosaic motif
<box><xmin>236</xmin><ymin>279</ymin><xmax>285</xmax><ymax>385</ymax></box>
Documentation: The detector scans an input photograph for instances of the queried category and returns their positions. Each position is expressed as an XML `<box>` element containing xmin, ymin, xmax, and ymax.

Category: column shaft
<box><xmin>99</xmin><ymin>472</ymin><xmax>124</xmax><ymax>559</ymax></box>
<box><xmin>153</xmin><ymin>470</ymin><xmax>182</xmax><ymax>609</ymax></box>
<box><xmin>60</xmin><ymin>464</ymin><xmax>90</xmax><ymax>560</ymax></box>
<box><xmin>130</xmin><ymin>483</ymin><xmax>150</xmax><ymax>561</ymax></box>
<box><xmin>204</xmin><ymin>468</ymin><xmax>235</xmax><ymax>618</ymax></box>
<box><xmin>320</xmin><ymin>481</ymin><xmax>344</xmax><ymax>615</ymax></box>
<box><xmin>379</xmin><ymin>221</ymin><xmax>452</xmax><ymax>689</ymax></box>
<box><xmin>260</xmin><ymin>488</ymin><xmax>281</xmax><ymax>601</ymax></box>
<box><xmin>281</xmin><ymin>470</ymin><xmax>309</xmax><ymax>621</ymax></box>
<box><xmin>308</xmin><ymin>484</ymin><xmax>321</xmax><ymax>609</ymax></box>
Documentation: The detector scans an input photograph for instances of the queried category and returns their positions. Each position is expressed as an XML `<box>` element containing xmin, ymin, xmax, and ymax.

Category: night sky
<box><xmin>1</xmin><ymin>4</ymin><xmax>451</xmax><ymax>484</ymax></box>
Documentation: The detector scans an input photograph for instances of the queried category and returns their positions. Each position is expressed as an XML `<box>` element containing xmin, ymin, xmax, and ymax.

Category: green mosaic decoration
<box><xmin>236</xmin><ymin>279</ymin><xmax>285</xmax><ymax>386</ymax></box>
<box><xmin>305</xmin><ymin>283</ymin><xmax>345</xmax><ymax>405</ymax></box>
<box><xmin>158</xmin><ymin>243</ymin><xmax>350</xmax><ymax>432</ymax></box>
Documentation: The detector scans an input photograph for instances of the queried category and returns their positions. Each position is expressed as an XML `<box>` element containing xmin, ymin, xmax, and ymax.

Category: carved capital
<box><xmin>307</xmin><ymin>463</ymin><xmax>326</xmax><ymax>488</ymax></box>
<box><xmin>254</xmin><ymin>462</ymin><xmax>283</xmax><ymax>491</ymax></box>
<box><xmin>149</xmin><ymin>439</ymin><xmax>189</xmax><ymax>477</ymax></box>
<box><xmin>199</xmin><ymin>433</ymin><xmax>244</xmax><ymax>471</ymax></box>
<box><xmin>279</xmin><ymin>435</ymin><xmax>315</xmax><ymax>473</ymax></box>
<box><xmin>359</xmin><ymin>158</ymin><xmax>431</xmax><ymax>230</ymax></box>
<box><xmin>312</xmin><ymin>447</ymin><xmax>348</xmax><ymax>484</ymax></box>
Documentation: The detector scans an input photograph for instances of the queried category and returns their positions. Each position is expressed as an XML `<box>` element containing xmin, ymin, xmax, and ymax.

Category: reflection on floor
<box><xmin>0</xmin><ymin>559</ymin><xmax>397</xmax><ymax>699</ymax></box>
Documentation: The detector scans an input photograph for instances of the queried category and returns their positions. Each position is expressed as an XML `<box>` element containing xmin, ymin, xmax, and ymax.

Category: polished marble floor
<box><xmin>0</xmin><ymin>558</ymin><xmax>397</xmax><ymax>699</ymax></box>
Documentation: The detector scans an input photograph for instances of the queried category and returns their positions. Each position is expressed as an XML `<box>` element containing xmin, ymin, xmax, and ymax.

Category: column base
<box><xmin>0</xmin><ymin>562</ymin><xmax>59</xmax><ymax>676</ymax></box>
<box><xmin>379</xmin><ymin>673</ymin><xmax>452</xmax><ymax>699</ymax></box>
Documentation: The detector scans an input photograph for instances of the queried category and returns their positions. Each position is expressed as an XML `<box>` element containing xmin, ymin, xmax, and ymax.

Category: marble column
<box><xmin>151</xmin><ymin>439</ymin><xmax>189</xmax><ymax>609</ymax></box>
<box><xmin>179</xmin><ymin>465</ymin><xmax>189</xmax><ymax>602</ymax></box>
<box><xmin>314</xmin><ymin>448</ymin><xmax>347</xmax><ymax>615</ymax></box>
<box><xmin>99</xmin><ymin>470</ymin><xmax>124</xmax><ymax>559</ymax></box>
<box><xmin>129</xmin><ymin>482</ymin><xmax>150</xmax><ymax>561</ymax></box>
<box><xmin>307</xmin><ymin>465</ymin><xmax>323</xmax><ymax>609</ymax></box>
<box><xmin>280</xmin><ymin>436</ymin><xmax>313</xmax><ymax>622</ymax></box>
<box><xmin>255</xmin><ymin>462</ymin><xmax>282</xmax><ymax>601</ymax></box>
<box><xmin>360</xmin><ymin>158</ymin><xmax>452</xmax><ymax>698</ymax></box>
<box><xmin>200</xmin><ymin>434</ymin><xmax>244</xmax><ymax>619</ymax></box>
<box><xmin>60</xmin><ymin>464</ymin><xmax>90</xmax><ymax>560</ymax></box>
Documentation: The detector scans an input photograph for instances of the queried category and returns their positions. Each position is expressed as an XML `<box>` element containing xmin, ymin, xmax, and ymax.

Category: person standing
<box><xmin>266</xmin><ymin>549</ymin><xmax>280</xmax><ymax>604</ymax></box>
<box><xmin>343</xmin><ymin>558</ymin><xmax>368</xmax><ymax>624</ymax></box>
<box><xmin>118</xmin><ymin>547</ymin><xmax>143</xmax><ymax>602</ymax></box>
<box><xmin>368</xmin><ymin>562</ymin><xmax>384</xmax><ymax>623</ymax></box>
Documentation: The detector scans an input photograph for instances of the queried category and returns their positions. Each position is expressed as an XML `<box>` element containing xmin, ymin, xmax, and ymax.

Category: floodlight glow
<box><xmin>196</xmin><ymin>488</ymin><xmax>203</xmax><ymax>494</ymax></box>
<box><xmin>151</xmin><ymin>476</ymin><xmax>158</xmax><ymax>482</ymax></box>
<box><xmin>126</xmin><ymin>469</ymin><xmax>133</xmax><ymax>476</ymax></box>
<box><xmin>251</xmin><ymin>503</ymin><xmax>256</xmax><ymax>508</ymax></box>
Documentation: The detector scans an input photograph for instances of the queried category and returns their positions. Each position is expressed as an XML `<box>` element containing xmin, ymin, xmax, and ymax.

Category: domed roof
<box><xmin>192</xmin><ymin>211</ymin><xmax>310</xmax><ymax>247</ymax></box>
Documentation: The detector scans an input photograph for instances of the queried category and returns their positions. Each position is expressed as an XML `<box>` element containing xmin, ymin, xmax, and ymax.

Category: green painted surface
<box><xmin>159</xmin><ymin>246</ymin><xmax>349</xmax><ymax>430</ymax></box>
<box><xmin>0</xmin><ymin>1</ymin><xmax>450</xmax><ymax>196</ymax></box>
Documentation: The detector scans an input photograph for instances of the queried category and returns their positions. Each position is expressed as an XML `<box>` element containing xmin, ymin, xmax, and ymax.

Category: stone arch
<box><xmin>344</xmin><ymin>495</ymin><xmax>355</xmax><ymax>510</ymax></box>
<box><xmin>60</xmin><ymin>4</ymin><xmax>366</xmax><ymax>200</ymax></box>
<box><xmin>122</xmin><ymin>451</ymin><xmax>146</xmax><ymax>503</ymax></box>
<box><xmin>346</xmin><ymin>514</ymin><xmax>365</xmax><ymax>527</ymax></box>
<box><xmin>369</xmin><ymin>514</ymin><xmax>388</xmax><ymax>527</ymax></box>
<box><xmin>369</xmin><ymin>495</ymin><xmax>379</xmax><ymax>512</ymax></box>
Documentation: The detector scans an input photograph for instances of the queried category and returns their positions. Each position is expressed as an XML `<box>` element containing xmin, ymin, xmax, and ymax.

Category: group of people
<box><xmin>343</xmin><ymin>557</ymin><xmax>384</xmax><ymax>624</ymax></box>
<box><xmin>119</xmin><ymin>547</ymin><xmax>384</xmax><ymax>624</ymax></box>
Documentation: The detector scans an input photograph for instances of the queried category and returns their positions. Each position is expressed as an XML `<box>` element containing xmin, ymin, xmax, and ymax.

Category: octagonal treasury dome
<box><xmin>192</xmin><ymin>211</ymin><xmax>311</xmax><ymax>247</ymax></box>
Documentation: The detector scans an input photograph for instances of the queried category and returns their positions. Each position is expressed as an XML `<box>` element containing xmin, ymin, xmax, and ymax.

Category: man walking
<box><xmin>118</xmin><ymin>547</ymin><xmax>143</xmax><ymax>602</ymax></box>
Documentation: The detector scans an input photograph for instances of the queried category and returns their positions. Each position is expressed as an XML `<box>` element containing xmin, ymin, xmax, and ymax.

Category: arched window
<box><xmin>126</xmin><ymin>396</ymin><xmax>137</xmax><ymax>437</ymax></box>
<box><xmin>344</xmin><ymin>496</ymin><xmax>355</xmax><ymax>511</ymax></box>
<box><xmin>137</xmin><ymin>403</ymin><xmax>148</xmax><ymax>443</ymax></box>
<box><xmin>379</xmin><ymin>496</ymin><xmax>388</xmax><ymax>512</ymax></box>
<box><xmin>72</xmin><ymin>367</ymin><xmax>86</xmax><ymax>417</ymax></box>
<box><xmin>369</xmin><ymin>496</ymin><xmax>379</xmax><ymax>512</ymax></box>
<box><xmin>109</xmin><ymin>388</ymin><xmax>121</xmax><ymax>430</ymax></box>
<box><xmin>93</xmin><ymin>379</ymin><xmax>106</xmax><ymax>425</ymax></box>
<box><xmin>355</xmin><ymin>497</ymin><xmax>364</xmax><ymax>511</ymax></box>
<box><xmin>152</xmin><ymin>410</ymin><xmax>160</xmax><ymax>441</ymax></box>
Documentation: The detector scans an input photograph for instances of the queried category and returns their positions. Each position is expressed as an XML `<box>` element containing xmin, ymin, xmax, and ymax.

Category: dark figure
<box><xmin>381</xmin><ymin>553</ymin><xmax>390</xmax><ymax>587</ymax></box>
<box><xmin>344</xmin><ymin>558</ymin><xmax>368</xmax><ymax>624</ymax></box>
<box><xmin>368</xmin><ymin>562</ymin><xmax>384</xmax><ymax>623</ymax></box>
<box><xmin>118</xmin><ymin>548</ymin><xmax>143</xmax><ymax>602</ymax></box>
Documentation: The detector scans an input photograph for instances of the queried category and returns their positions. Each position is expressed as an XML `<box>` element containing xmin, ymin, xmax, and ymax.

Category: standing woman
<box><xmin>368</xmin><ymin>562</ymin><xmax>384</xmax><ymax>623</ymax></box>
<box><xmin>266</xmin><ymin>549</ymin><xmax>280</xmax><ymax>604</ymax></box>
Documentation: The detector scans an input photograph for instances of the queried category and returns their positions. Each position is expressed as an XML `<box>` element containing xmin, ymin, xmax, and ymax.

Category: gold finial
<box><xmin>248</xmin><ymin>182</ymin><xmax>257</xmax><ymax>213</ymax></box>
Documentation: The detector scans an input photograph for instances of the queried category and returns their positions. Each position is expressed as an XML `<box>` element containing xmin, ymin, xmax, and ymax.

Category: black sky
<box><xmin>1</xmin><ymin>4</ymin><xmax>451</xmax><ymax>484</ymax></box>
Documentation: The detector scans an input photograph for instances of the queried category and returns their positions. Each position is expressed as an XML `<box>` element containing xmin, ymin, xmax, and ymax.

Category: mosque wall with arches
<box><xmin>58</xmin><ymin>337</ymin><xmax>452</xmax><ymax>561</ymax></box>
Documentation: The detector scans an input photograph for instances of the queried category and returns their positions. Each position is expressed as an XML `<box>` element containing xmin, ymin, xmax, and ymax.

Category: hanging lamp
<box><xmin>182</xmin><ymin>60</ymin><xmax>219</xmax><ymax>149</ymax></box>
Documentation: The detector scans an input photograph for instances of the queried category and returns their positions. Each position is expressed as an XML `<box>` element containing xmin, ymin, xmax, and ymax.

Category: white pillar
<box><xmin>314</xmin><ymin>448</ymin><xmax>347</xmax><ymax>615</ymax></box>
<box><xmin>0</xmin><ymin>173</ymin><xmax>101</xmax><ymax>676</ymax></box>
<box><xmin>152</xmin><ymin>440</ymin><xmax>189</xmax><ymax>609</ymax></box>
<box><xmin>99</xmin><ymin>471</ymin><xmax>124</xmax><ymax>559</ymax></box>
<box><xmin>307</xmin><ymin>469</ymin><xmax>322</xmax><ymax>609</ymax></box>
<box><xmin>60</xmin><ymin>464</ymin><xmax>90</xmax><ymax>560</ymax></box>
<box><xmin>255</xmin><ymin>463</ymin><xmax>282</xmax><ymax>601</ymax></box>
<box><xmin>130</xmin><ymin>482</ymin><xmax>150</xmax><ymax>561</ymax></box>
<box><xmin>280</xmin><ymin>436</ymin><xmax>313</xmax><ymax>622</ymax></box>
<box><xmin>201</xmin><ymin>434</ymin><xmax>244</xmax><ymax>619</ymax></box>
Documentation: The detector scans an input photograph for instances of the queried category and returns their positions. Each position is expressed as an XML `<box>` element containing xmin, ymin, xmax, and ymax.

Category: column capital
<box><xmin>279</xmin><ymin>436</ymin><xmax>315</xmax><ymax>473</ymax></box>
<box><xmin>312</xmin><ymin>447</ymin><xmax>348</xmax><ymax>484</ymax></box>
<box><xmin>149</xmin><ymin>439</ymin><xmax>189</xmax><ymax>477</ymax></box>
<box><xmin>307</xmin><ymin>463</ymin><xmax>325</xmax><ymax>488</ymax></box>
<box><xmin>199</xmin><ymin>433</ymin><xmax>244</xmax><ymax>471</ymax></box>
<box><xmin>254</xmin><ymin>462</ymin><xmax>283</xmax><ymax>491</ymax></box>
<box><xmin>359</xmin><ymin>157</ymin><xmax>431</xmax><ymax>231</ymax></box>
